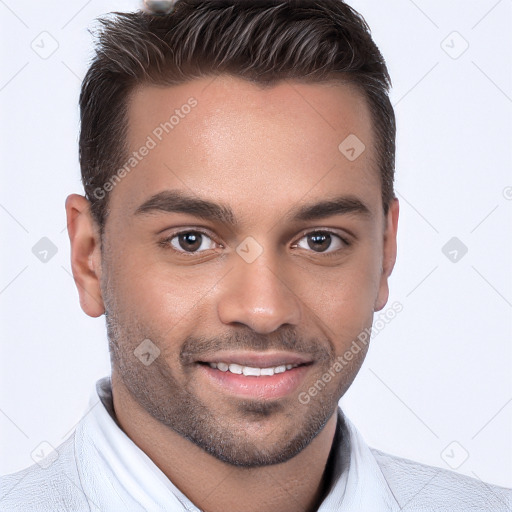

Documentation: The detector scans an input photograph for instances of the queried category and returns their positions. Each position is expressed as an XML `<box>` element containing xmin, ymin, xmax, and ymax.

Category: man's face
<box><xmin>94</xmin><ymin>75</ymin><xmax>397</xmax><ymax>467</ymax></box>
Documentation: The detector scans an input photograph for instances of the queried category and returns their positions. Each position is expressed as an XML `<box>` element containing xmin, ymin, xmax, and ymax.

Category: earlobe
<box><xmin>374</xmin><ymin>198</ymin><xmax>399</xmax><ymax>312</ymax></box>
<box><xmin>65</xmin><ymin>194</ymin><xmax>106</xmax><ymax>318</ymax></box>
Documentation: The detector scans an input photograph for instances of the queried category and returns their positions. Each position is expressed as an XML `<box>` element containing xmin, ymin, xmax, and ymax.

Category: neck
<box><xmin>112</xmin><ymin>373</ymin><xmax>339</xmax><ymax>512</ymax></box>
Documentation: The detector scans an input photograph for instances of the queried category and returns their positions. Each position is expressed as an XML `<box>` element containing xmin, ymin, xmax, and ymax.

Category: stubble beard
<box><xmin>102</xmin><ymin>279</ymin><xmax>344</xmax><ymax>467</ymax></box>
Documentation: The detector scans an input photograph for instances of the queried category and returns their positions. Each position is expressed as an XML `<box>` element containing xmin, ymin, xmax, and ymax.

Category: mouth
<box><xmin>196</xmin><ymin>351</ymin><xmax>313</xmax><ymax>400</ymax></box>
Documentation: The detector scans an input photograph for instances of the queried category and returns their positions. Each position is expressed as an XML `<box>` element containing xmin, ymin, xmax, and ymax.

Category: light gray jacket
<box><xmin>1</xmin><ymin>377</ymin><xmax>510</xmax><ymax>511</ymax></box>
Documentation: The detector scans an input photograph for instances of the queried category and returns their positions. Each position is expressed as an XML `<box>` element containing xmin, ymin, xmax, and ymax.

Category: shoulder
<box><xmin>370</xmin><ymin>447</ymin><xmax>512</xmax><ymax>511</ymax></box>
<box><xmin>0</xmin><ymin>434</ymin><xmax>90</xmax><ymax>512</ymax></box>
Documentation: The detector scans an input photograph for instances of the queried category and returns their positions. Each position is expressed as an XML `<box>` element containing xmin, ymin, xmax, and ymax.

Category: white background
<box><xmin>1</xmin><ymin>0</ymin><xmax>511</xmax><ymax>490</ymax></box>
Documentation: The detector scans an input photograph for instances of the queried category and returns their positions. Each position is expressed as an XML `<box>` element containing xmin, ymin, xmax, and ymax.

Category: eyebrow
<box><xmin>133</xmin><ymin>189</ymin><xmax>372</xmax><ymax>226</ymax></box>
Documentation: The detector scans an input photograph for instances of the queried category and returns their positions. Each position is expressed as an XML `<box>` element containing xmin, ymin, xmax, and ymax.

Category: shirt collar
<box><xmin>74</xmin><ymin>376</ymin><xmax>399</xmax><ymax>511</ymax></box>
<box><xmin>318</xmin><ymin>409</ymin><xmax>401</xmax><ymax>511</ymax></box>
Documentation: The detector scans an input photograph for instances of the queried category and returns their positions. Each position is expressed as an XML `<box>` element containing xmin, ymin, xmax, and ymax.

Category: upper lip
<box><xmin>198</xmin><ymin>351</ymin><xmax>313</xmax><ymax>368</ymax></box>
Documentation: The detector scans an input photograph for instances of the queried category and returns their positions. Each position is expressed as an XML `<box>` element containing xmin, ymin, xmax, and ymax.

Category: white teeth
<box><xmin>228</xmin><ymin>363</ymin><xmax>243</xmax><ymax>374</ymax></box>
<box><xmin>243</xmin><ymin>366</ymin><xmax>261</xmax><ymax>376</ymax></box>
<box><xmin>207</xmin><ymin>362</ymin><xmax>299</xmax><ymax>376</ymax></box>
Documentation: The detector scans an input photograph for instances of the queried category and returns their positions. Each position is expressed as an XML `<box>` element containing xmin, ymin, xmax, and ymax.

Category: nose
<box><xmin>216</xmin><ymin>250</ymin><xmax>302</xmax><ymax>334</ymax></box>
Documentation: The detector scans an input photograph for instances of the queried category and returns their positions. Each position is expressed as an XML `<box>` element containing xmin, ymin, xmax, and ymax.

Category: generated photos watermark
<box><xmin>93</xmin><ymin>96</ymin><xmax>198</xmax><ymax>200</ymax></box>
<box><xmin>298</xmin><ymin>301</ymin><xmax>403</xmax><ymax>405</ymax></box>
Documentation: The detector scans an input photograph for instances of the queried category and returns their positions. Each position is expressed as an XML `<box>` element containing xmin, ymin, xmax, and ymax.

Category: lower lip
<box><xmin>198</xmin><ymin>364</ymin><xmax>311</xmax><ymax>400</ymax></box>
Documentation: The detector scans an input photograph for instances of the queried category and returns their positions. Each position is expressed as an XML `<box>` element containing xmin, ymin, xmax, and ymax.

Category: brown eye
<box><xmin>161</xmin><ymin>230</ymin><xmax>218</xmax><ymax>254</ymax></box>
<box><xmin>295</xmin><ymin>230</ymin><xmax>349</xmax><ymax>255</ymax></box>
<box><xmin>307</xmin><ymin>232</ymin><xmax>332</xmax><ymax>252</ymax></box>
<box><xmin>177</xmin><ymin>232</ymin><xmax>203</xmax><ymax>252</ymax></box>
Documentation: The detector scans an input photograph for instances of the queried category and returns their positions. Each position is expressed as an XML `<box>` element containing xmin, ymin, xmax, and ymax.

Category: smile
<box><xmin>207</xmin><ymin>362</ymin><xmax>300</xmax><ymax>376</ymax></box>
<box><xmin>197</xmin><ymin>352</ymin><xmax>313</xmax><ymax>400</ymax></box>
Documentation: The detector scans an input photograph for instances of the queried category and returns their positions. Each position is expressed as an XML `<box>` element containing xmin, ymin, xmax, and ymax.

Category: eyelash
<box><xmin>158</xmin><ymin>229</ymin><xmax>351</xmax><ymax>258</ymax></box>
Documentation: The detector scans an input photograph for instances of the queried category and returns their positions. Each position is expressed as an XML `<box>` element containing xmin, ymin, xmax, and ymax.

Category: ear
<box><xmin>65</xmin><ymin>194</ymin><xmax>105</xmax><ymax>317</ymax></box>
<box><xmin>374</xmin><ymin>198</ymin><xmax>399</xmax><ymax>312</ymax></box>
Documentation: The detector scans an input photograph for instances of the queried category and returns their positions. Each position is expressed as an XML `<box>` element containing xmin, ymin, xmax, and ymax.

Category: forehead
<box><xmin>109</xmin><ymin>75</ymin><xmax>379</xmax><ymax>226</ymax></box>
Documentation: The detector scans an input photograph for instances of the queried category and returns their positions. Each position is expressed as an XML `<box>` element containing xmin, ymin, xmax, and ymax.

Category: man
<box><xmin>1</xmin><ymin>0</ymin><xmax>510</xmax><ymax>510</ymax></box>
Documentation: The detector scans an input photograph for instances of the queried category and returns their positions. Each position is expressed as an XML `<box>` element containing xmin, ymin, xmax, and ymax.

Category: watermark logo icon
<box><xmin>32</xmin><ymin>237</ymin><xmax>58</xmax><ymax>263</ymax></box>
<box><xmin>134</xmin><ymin>338</ymin><xmax>161</xmax><ymax>366</ymax></box>
<box><xmin>31</xmin><ymin>441</ymin><xmax>59</xmax><ymax>469</ymax></box>
<box><xmin>236</xmin><ymin>236</ymin><xmax>264</xmax><ymax>264</ymax></box>
<box><xmin>441</xmin><ymin>31</ymin><xmax>469</xmax><ymax>60</ymax></box>
<box><xmin>441</xmin><ymin>441</ymin><xmax>469</xmax><ymax>469</ymax></box>
<box><xmin>442</xmin><ymin>237</ymin><xmax>468</xmax><ymax>263</ymax></box>
<box><xmin>338</xmin><ymin>134</ymin><xmax>366</xmax><ymax>162</ymax></box>
<box><xmin>31</xmin><ymin>31</ymin><xmax>59</xmax><ymax>59</ymax></box>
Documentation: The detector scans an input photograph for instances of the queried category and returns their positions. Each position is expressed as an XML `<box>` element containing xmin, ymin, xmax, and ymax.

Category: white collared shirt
<box><xmin>77</xmin><ymin>376</ymin><xmax>401</xmax><ymax>511</ymax></box>
<box><xmin>1</xmin><ymin>376</ymin><xmax>510</xmax><ymax>511</ymax></box>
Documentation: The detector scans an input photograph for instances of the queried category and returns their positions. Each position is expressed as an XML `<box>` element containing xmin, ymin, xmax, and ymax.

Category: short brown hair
<box><xmin>79</xmin><ymin>0</ymin><xmax>395</xmax><ymax>235</ymax></box>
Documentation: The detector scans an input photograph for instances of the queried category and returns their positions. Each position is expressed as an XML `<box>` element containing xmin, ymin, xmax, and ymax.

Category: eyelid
<box><xmin>292</xmin><ymin>228</ymin><xmax>351</xmax><ymax>246</ymax></box>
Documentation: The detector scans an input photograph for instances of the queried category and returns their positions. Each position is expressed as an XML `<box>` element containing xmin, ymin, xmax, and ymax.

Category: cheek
<box><xmin>116</xmin><ymin>256</ymin><xmax>222</xmax><ymax>334</ymax></box>
<box><xmin>302</xmin><ymin>244</ymin><xmax>381</xmax><ymax>340</ymax></box>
